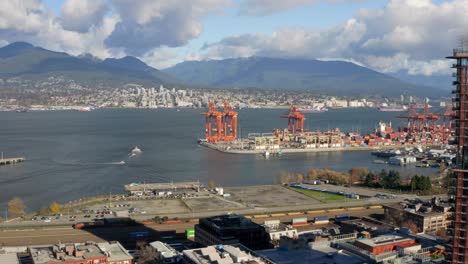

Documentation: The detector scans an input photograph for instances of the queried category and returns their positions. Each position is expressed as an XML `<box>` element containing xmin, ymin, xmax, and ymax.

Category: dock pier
<box><xmin>0</xmin><ymin>157</ymin><xmax>25</xmax><ymax>166</ymax></box>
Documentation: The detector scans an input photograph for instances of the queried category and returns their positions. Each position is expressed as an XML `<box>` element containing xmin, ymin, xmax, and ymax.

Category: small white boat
<box><xmin>132</xmin><ymin>146</ymin><xmax>142</xmax><ymax>155</ymax></box>
<box><xmin>263</xmin><ymin>151</ymin><xmax>270</xmax><ymax>157</ymax></box>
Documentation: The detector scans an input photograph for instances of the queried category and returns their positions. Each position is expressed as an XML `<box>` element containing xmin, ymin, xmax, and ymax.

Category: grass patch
<box><xmin>288</xmin><ymin>187</ymin><xmax>348</xmax><ymax>203</ymax></box>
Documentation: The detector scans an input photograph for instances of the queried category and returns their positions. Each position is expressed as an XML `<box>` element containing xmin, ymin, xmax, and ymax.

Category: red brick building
<box><xmin>354</xmin><ymin>235</ymin><xmax>417</xmax><ymax>256</ymax></box>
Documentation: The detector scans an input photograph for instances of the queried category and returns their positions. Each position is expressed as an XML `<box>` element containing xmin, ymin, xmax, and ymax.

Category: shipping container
<box><xmin>186</xmin><ymin>228</ymin><xmax>195</xmax><ymax>238</ymax></box>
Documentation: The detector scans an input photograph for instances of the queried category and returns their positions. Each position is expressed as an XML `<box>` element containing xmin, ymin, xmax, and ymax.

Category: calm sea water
<box><xmin>0</xmin><ymin>108</ymin><xmax>437</xmax><ymax>210</ymax></box>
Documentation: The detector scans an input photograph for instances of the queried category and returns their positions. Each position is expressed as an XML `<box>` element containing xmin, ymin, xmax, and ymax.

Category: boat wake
<box><xmin>108</xmin><ymin>161</ymin><xmax>126</xmax><ymax>165</ymax></box>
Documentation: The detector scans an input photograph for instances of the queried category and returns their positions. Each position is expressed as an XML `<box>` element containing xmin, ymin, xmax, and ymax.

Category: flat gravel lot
<box><xmin>224</xmin><ymin>185</ymin><xmax>321</xmax><ymax>207</ymax></box>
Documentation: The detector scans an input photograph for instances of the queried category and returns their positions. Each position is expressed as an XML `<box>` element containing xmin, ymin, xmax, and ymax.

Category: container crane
<box><xmin>222</xmin><ymin>102</ymin><xmax>238</xmax><ymax>141</ymax></box>
<box><xmin>280</xmin><ymin>105</ymin><xmax>305</xmax><ymax>134</ymax></box>
<box><xmin>201</xmin><ymin>102</ymin><xmax>223</xmax><ymax>142</ymax></box>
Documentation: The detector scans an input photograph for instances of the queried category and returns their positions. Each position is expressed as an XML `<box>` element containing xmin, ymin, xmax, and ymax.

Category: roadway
<box><xmin>0</xmin><ymin>208</ymin><xmax>383</xmax><ymax>247</ymax></box>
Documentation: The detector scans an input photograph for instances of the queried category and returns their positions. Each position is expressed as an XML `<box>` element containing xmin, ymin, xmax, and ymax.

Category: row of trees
<box><xmin>362</xmin><ymin>169</ymin><xmax>401</xmax><ymax>189</ymax></box>
<box><xmin>281</xmin><ymin>167</ymin><xmax>435</xmax><ymax>194</ymax></box>
<box><xmin>410</xmin><ymin>175</ymin><xmax>432</xmax><ymax>192</ymax></box>
<box><xmin>279</xmin><ymin>169</ymin><xmax>349</xmax><ymax>185</ymax></box>
<box><xmin>5</xmin><ymin>197</ymin><xmax>63</xmax><ymax>218</ymax></box>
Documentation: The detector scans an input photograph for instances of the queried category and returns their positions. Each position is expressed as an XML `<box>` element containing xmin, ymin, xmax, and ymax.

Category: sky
<box><xmin>0</xmin><ymin>0</ymin><xmax>466</xmax><ymax>76</ymax></box>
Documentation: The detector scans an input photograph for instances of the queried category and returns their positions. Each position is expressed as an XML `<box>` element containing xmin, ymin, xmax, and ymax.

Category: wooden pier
<box><xmin>0</xmin><ymin>157</ymin><xmax>25</xmax><ymax>166</ymax></box>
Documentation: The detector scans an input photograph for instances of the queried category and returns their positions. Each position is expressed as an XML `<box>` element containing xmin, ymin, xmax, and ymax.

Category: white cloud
<box><xmin>105</xmin><ymin>0</ymin><xmax>231</xmax><ymax>55</ymax></box>
<box><xmin>238</xmin><ymin>0</ymin><xmax>363</xmax><ymax>16</ymax></box>
<box><xmin>60</xmin><ymin>0</ymin><xmax>108</xmax><ymax>33</ymax></box>
<box><xmin>142</xmin><ymin>47</ymin><xmax>182</xmax><ymax>69</ymax></box>
<box><xmin>201</xmin><ymin>0</ymin><xmax>468</xmax><ymax>76</ymax></box>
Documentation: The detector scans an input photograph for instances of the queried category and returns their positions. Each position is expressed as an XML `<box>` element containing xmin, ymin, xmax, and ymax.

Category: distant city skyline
<box><xmin>0</xmin><ymin>0</ymin><xmax>464</xmax><ymax>77</ymax></box>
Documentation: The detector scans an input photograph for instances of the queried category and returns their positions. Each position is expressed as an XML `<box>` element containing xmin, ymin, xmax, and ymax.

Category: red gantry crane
<box><xmin>202</xmin><ymin>102</ymin><xmax>223</xmax><ymax>142</ymax></box>
<box><xmin>397</xmin><ymin>105</ymin><xmax>419</xmax><ymax>132</ymax></box>
<box><xmin>222</xmin><ymin>102</ymin><xmax>238</xmax><ymax>141</ymax></box>
<box><xmin>281</xmin><ymin>105</ymin><xmax>305</xmax><ymax>134</ymax></box>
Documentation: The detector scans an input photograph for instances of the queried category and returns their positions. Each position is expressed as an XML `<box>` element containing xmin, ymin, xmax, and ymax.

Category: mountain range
<box><xmin>164</xmin><ymin>57</ymin><xmax>446</xmax><ymax>97</ymax></box>
<box><xmin>0</xmin><ymin>42</ymin><xmax>449</xmax><ymax>97</ymax></box>
<box><xmin>0</xmin><ymin>42</ymin><xmax>176</xmax><ymax>86</ymax></box>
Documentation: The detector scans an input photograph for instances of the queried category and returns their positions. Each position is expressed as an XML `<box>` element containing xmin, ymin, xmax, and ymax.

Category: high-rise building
<box><xmin>448</xmin><ymin>46</ymin><xmax>468</xmax><ymax>263</ymax></box>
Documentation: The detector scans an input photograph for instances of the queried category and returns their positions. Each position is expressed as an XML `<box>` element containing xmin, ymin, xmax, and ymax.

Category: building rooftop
<box><xmin>29</xmin><ymin>243</ymin><xmax>106</xmax><ymax>263</ymax></box>
<box><xmin>201</xmin><ymin>214</ymin><xmax>260</xmax><ymax>230</ymax></box>
<box><xmin>183</xmin><ymin>244</ymin><xmax>271</xmax><ymax>264</ymax></box>
<box><xmin>355</xmin><ymin>235</ymin><xmax>413</xmax><ymax>248</ymax></box>
<box><xmin>258</xmin><ymin>245</ymin><xmax>365</xmax><ymax>264</ymax></box>
<box><xmin>29</xmin><ymin>241</ymin><xmax>131</xmax><ymax>264</ymax></box>
<box><xmin>0</xmin><ymin>253</ymin><xmax>19</xmax><ymax>264</ymax></box>
<box><xmin>149</xmin><ymin>241</ymin><xmax>180</xmax><ymax>259</ymax></box>
<box><xmin>384</xmin><ymin>201</ymin><xmax>450</xmax><ymax>217</ymax></box>
<box><xmin>97</xmin><ymin>242</ymin><xmax>133</xmax><ymax>262</ymax></box>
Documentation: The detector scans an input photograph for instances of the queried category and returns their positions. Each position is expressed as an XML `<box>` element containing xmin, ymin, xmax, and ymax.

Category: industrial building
<box><xmin>28</xmin><ymin>241</ymin><xmax>133</xmax><ymax>264</ymax></box>
<box><xmin>383</xmin><ymin>199</ymin><xmax>452</xmax><ymax>233</ymax></box>
<box><xmin>447</xmin><ymin>45</ymin><xmax>468</xmax><ymax>263</ymax></box>
<box><xmin>195</xmin><ymin>214</ymin><xmax>270</xmax><ymax>250</ymax></box>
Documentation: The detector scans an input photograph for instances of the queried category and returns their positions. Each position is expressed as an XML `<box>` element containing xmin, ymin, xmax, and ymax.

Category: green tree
<box><xmin>410</xmin><ymin>175</ymin><xmax>418</xmax><ymax>191</ymax></box>
<box><xmin>381</xmin><ymin>170</ymin><xmax>401</xmax><ymax>189</ymax></box>
<box><xmin>423</xmin><ymin>176</ymin><xmax>432</xmax><ymax>191</ymax></box>
<box><xmin>364</xmin><ymin>172</ymin><xmax>374</xmax><ymax>186</ymax></box>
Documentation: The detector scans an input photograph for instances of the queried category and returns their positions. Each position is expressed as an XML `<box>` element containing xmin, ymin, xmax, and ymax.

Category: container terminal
<box><xmin>198</xmin><ymin>102</ymin><xmax>454</xmax><ymax>155</ymax></box>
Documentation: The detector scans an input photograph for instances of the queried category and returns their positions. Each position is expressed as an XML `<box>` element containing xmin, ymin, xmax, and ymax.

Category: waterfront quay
<box><xmin>0</xmin><ymin>156</ymin><xmax>25</xmax><ymax>166</ymax></box>
<box><xmin>200</xmin><ymin>140</ymin><xmax>402</xmax><ymax>154</ymax></box>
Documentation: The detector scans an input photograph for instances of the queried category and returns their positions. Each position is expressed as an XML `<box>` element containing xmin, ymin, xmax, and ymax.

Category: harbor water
<box><xmin>0</xmin><ymin>108</ymin><xmax>439</xmax><ymax>210</ymax></box>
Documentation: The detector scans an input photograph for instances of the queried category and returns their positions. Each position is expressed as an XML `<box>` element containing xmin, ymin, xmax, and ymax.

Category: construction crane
<box><xmin>280</xmin><ymin>105</ymin><xmax>305</xmax><ymax>134</ymax></box>
<box><xmin>201</xmin><ymin>102</ymin><xmax>223</xmax><ymax>142</ymax></box>
<box><xmin>222</xmin><ymin>102</ymin><xmax>238</xmax><ymax>141</ymax></box>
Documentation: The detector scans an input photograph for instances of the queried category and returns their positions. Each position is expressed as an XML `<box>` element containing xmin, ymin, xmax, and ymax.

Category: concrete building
<box><xmin>149</xmin><ymin>241</ymin><xmax>182</xmax><ymax>264</ymax></box>
<box><xmin>97</xmin><ymin>242</ymin><xmax>134</xmax><ymax>264</ymax></box>
<box><xmin>182</xmin><ymin>244</ymin><xmax>272</xmax><ymax>264</ymax></box>
<box><xmin>0</xmin><ymin>253</ymin><xmax>19</xmax><ymax>264</ymax></box>
<box><xmin>262</xmin><ymin>220</ymin><xmax>298</xmax><ymax>246</ymax></box>
<box><xmin>383</xmin><ymin>200</ymin><xmax>452</xmax><ymax>233</ymax></box>
<box><xmin>29</xmin><ymin>241</ymin><xmax>132</xmax><ymax>264</ymax></box>
<box><xmin>195</xmin><ymin>214</ymin><xmax>270</xmax><ymax>250</ymax></box>
<box><xmin>353</xmin><ymin>235</ymin><xmax>417</xmax><ymax>256</ymax></box>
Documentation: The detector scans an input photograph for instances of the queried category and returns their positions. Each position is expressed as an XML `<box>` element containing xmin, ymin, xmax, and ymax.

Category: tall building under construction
<box><xmin>448</xmin><ymin>45</ymin><xmax>468</xmax><ymax>263</ymax></box>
